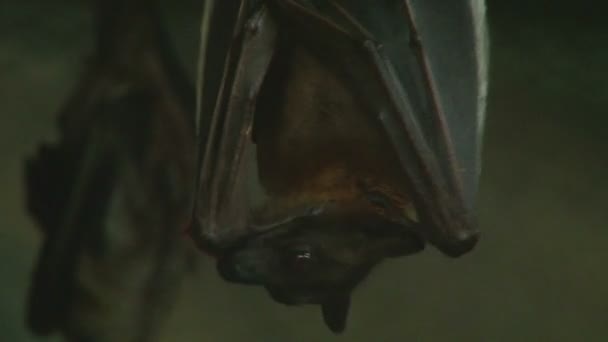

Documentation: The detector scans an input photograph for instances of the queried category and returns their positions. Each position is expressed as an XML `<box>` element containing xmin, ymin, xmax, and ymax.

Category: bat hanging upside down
<box><xmin>189</xmin><ymin>0</ymin><xmax>489</xmax><ymax>333</ymax></box>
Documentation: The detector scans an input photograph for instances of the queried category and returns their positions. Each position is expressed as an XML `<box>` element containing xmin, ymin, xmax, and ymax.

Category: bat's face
<box><xmin>216</xmin><ymin>200</ymin><xmax>424</xmax><ymax>333</ymax></box>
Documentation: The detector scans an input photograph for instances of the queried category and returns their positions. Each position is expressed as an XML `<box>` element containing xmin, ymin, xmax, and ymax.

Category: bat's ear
<box><xmin>321</xmin><ymin>294</ymin><xmax>351</xmax><ymax>334</ymax></box>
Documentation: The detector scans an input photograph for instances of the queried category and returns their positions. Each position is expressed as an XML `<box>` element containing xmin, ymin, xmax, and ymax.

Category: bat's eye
<box><xmin>283</xmin><ymin>246</ymin><xmax>316</xmax><ymax>272</ymax></box>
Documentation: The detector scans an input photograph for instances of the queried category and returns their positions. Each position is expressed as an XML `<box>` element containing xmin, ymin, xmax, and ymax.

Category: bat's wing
<box><xmin>193</xmin><ymin>0</ymin><xmax>489</xmax><ymax>256</ymax></box>
<box><xmin>195</xmin><ymin>0</ymin><xmax>245</xmax><ymax>137</ymax></box>
<box><xmin>269</xmin><ymin>0</ymin><xmax>490</xmax><ymax>255</ymax></box>
<box><xmin>192</xmin><ymin>1</ymin><xmax>282</xmax><ymax>251</ymax></box>
<box><xmin>322</xmin><ymin>0</ymin><xmax>489</xmax><ymax>213</ymax></box>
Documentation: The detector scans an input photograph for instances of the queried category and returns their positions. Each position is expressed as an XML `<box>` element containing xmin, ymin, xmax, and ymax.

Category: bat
<box><xmin>24</xmin><ymin>0</ymin><xmax>196</xmax><ymax>340</ymax></box>
<box><xmin>190</xmin><ymin>0</ymin><xmax>489</xmax><ymax>333</ymax></box>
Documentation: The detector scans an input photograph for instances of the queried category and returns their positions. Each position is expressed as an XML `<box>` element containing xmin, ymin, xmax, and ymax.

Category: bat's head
<box><xmin>215</xmin><ymin>198</ymin><xmax>424</xmax><ymax>333</ymax></box>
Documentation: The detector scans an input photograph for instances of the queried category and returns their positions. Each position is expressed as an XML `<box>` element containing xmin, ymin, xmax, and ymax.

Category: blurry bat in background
<box><xmin>24</xmin><ymin>0</ymin><xmax>195</xmax><ymax>340</ymax></box>
<box><xmin>190</xmin><ymin>0</ymin><xmax>489</xmax><ymax>333</ymax></box>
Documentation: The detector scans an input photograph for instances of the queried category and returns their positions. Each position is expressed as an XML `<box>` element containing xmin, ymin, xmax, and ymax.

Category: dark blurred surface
<box><xmin>1</xmin><ymin>0</ymin><xmax>606</xmax><ymax>341</ymax></box>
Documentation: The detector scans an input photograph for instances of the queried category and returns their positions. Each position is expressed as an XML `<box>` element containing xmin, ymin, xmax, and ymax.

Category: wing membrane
<box><xmin>193</xmin><ymin>0</ymin><xmax>489</xmax><ymax>254</ymax></box>
<box><xmin>269</xmin><ymin>0</ymin><xmax>489</xmax><ymax>250</ymax></box>
<box><xmin>193</xmin><ymin>3</ymin><xmax>280</xmax><ymax>249</ymax></box>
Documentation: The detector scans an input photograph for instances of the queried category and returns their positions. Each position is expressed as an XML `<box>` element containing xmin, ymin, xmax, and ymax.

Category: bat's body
<box><xmin>191</xmin><ymin>0</ymin><xmax>489</xmax><ymax>332</ymax></box>
<box><xmin>255</xmin><ymin>42</ymin><xmax>414</xmax><ymax>220</ymax></box>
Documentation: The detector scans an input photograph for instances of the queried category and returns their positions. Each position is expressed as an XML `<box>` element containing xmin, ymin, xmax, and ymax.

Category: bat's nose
<box><xmin>437</xmin><ymin>230</ymin><xmax>479</xmax><ymax>258</ymax></box>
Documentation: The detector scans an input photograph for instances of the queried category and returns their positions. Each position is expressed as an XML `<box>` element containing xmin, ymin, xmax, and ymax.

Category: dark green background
<box><xmin>1</xmin><ymin>1</ymin><xmax>606</xmax><ymax>341</ymax></box>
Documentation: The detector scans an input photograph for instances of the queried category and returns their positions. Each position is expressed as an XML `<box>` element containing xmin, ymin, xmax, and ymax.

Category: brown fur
<box><xmin>254</xmin><ymin>42</ymin><xmax>415</xmax><ymax>223</ymax></box>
